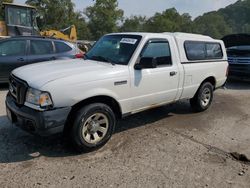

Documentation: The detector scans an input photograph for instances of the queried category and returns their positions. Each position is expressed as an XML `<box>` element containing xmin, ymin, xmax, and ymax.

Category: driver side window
<box><xmin>141</xmin><ymin>40</ymin><xmax>172</xmax><ymax>66</ymax></box>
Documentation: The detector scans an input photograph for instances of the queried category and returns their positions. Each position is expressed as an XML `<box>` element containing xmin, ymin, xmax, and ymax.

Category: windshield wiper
<box><xmin>91</xmin><ymin>56</ymin><xmax>116</xmax><ymax>66</ymax></box>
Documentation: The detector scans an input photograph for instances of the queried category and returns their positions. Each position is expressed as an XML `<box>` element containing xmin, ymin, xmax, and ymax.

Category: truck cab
<box><xmin>5</xmin><ymin>32</ymin><xmax>228</xmax><ymax>151</ymax></box>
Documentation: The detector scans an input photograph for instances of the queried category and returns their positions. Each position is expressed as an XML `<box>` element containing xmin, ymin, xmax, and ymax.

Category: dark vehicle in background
<box><xmin>222</xmin><ymin>34</ymin><xmax>250</xmax><ymax>80</ymax></box>
<box><xmin>0</xmin><ymin>36</ymin><xmax>84</xmax><ymax>83</ymax></box>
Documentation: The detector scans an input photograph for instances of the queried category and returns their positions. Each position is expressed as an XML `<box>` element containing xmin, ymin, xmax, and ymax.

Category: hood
<box><xmin>12</xmin><ymin>59</ymin><xmax>125</xmax><ymax>88</ymax></box>
<box><xmin>222</xmin><ymin>34</ymin><xmax>250</xmax><ymax>48</ymax></box>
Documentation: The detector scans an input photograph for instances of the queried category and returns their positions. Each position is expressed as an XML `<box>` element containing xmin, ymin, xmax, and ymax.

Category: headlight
<box><xmin>25</xmin><ymin>88</ymin><xmax>53</xmax><ymax>110</ymax></box>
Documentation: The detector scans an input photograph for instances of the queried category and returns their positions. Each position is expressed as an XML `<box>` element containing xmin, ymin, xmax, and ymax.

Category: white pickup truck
<box><xmin>6</xmin><ymin>32</ymin><xmax>228</xmax><ymax>151</ymax></box>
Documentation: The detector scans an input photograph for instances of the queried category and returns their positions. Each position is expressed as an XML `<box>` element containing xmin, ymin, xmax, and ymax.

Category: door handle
<box><xmin>17</xmin><ymin>58</ymin><xmax>24</xmax><ymax>62</ymax></box>
<box><xmin>170</xmin><ymin>71</ymin><xmax>177</xmax><ymax>76</ymax></box>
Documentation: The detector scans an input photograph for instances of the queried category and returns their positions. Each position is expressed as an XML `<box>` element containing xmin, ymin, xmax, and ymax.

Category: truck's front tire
<box><xmin>70</xmin><ymin>103</ymin><xmax>116</xmax><ymax>152</ymax></box>
<box><xmin>190</xmin><ymin>82</ymin><xmax>214</xmax><ymax>112</ymax></box>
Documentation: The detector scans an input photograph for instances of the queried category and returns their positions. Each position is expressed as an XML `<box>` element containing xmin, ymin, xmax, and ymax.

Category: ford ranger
<box><xmin>5</xmin><ymin>32</ymin><xmax>228</xmax><ymax>151</ymax></box>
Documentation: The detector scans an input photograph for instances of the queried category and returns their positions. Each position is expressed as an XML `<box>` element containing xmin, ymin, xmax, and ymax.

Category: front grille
<box><xmin>9</xmin><ymin>75</ymin><xmax>28</xmax><ymax>105</ymax></box>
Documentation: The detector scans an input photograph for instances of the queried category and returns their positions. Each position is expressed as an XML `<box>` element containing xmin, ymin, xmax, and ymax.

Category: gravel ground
<box><xmin>0</xmin><ymin>80</ymin><xmax>250</xmax><ymax>188</ymax></box>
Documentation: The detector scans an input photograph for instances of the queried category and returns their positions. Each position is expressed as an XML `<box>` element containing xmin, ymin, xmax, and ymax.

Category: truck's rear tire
<box><xmin>70</xmin><ymin>103</ymin><xmax>116</xmax><ymax>152</ymax></box>
<box><xmin>190</xmin><ymin>82</ymin><xmax>214</xmax><ymax>112</ymax></box>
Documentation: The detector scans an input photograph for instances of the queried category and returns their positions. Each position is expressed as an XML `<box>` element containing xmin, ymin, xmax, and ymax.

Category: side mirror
<box><xmin>134</xmin><ymin>57</ymin><xmax>157</xmax><ymax>70</ymax></box>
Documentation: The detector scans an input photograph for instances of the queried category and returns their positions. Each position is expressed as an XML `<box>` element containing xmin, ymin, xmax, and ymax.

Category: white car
<box><xmin>6</xmin><ymin>32</ymin><xmax>228</xmax><ymax>151</ymax></box>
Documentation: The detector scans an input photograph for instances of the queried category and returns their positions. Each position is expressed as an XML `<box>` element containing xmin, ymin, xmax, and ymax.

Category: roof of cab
<box><xmin>107</xmin><ymin>32</ymin><xmax>216</xmax><ymax>41</ymax></box>
<box><xmin>163</xmin><ymin>32</ymin><xmax>213</xmax><ymax>40</ymax></box>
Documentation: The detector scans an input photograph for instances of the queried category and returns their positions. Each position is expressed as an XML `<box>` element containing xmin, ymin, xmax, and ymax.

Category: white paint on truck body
<box><xmin>12</xmin><ymin>32</ymin><xmax>228</xmax><ymax>115</ymax></box>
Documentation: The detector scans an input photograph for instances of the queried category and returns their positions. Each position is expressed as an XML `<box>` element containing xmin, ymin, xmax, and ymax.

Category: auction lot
<box><xmin>0</xmin><ymin>80</ymin><xmax>250</xmax><ymax>187</ymax></box>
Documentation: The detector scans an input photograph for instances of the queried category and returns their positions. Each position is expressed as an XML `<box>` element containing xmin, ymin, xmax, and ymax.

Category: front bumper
<box><xmin>5</xmin><ymin>93</ymin><xmax>71</xmax><ymax>136</ymax></box>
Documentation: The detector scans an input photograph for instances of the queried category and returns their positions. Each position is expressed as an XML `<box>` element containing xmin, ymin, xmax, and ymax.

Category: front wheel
<box><xmin>70</xmin><ymin>103</ymin><xmax>116</xmax><ymax>152</ymax></box>
<box><xmin>190</xmin><ymin>82</ymin><xmax>214</xmax><ymax>112</ymax></box>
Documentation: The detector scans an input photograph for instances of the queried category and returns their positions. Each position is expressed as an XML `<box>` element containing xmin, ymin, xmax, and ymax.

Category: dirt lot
<box><xmin>0</xmin><ymin>80</ymin><xmax>250</xmax><ymax>188</ymax></box>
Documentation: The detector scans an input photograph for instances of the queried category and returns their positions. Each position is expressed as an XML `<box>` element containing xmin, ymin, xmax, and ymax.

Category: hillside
<box><xmin>193</xmin><ymin>0</ymin><xmax>250</xmax><ymax>38</ymax></box>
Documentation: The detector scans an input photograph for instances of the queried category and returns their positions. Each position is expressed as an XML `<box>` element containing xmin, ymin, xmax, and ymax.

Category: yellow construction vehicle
<box><xmin>41</xmin><ymin>25</ymin><xmax>77</xmax><ymax>42</ymax></box>
<box><xmin>0</xmin><ymin>20</ymin><xmax>7</xmax><ymax>37</ymax></box>
<box><xmin>0</xmin><ymin>2</ymin><xmax>77</xmax><ymax>42</ymax></box>
<box><xmin>0</xmin><ymin>3</ymin><xmax>39</xmax><ymax>38</ymax></box>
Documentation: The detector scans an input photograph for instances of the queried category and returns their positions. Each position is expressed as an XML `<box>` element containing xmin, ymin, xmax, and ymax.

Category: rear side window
<box><xmin>0</xmin><ymin>40</ymin><xmax>26</xmax><ymax>56</ymax></box>
<box><xmin>30</xmin><ymin>40</ymin><xmax>54</xmax><ymax>55</ymax></box>
<box><xmin>55</xmin><ymin>42</ymin><xmax>72</xmax><ymax>53</ymax></box>
<box><xmin>185</xmin><ymin>41</ymin><xmax>223</xmax><ymax>60</ymax></box>
<box><xmin>141</xmin><ymin>40</ymin><xmax>172</xmax><ymax>66</ymax></box>
<box><xmin>206</xmin><ymin>43</ymin><xmax>223</xmax><ymax>59</ymax></box>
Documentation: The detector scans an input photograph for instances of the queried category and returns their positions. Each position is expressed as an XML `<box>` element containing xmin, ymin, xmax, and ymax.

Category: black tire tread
<box><xmin>190</xmin><ymin>82</ymin><xmax>214</xmax><ymax>112</ymax></box>
<box><xmin>70</xmin><ymin>103</ymin><xmax>116</xmax><ymax>152</ymax></box>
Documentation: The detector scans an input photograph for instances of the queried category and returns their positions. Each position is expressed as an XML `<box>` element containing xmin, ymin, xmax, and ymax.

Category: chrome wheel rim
<box><xmin>82</xmin><ymin>113</ymin><xmax>109</xmax><ymax>144</ymax></box>
<box><xmin>201</xmin><ymin>88</ymin><xmax>211</xmax><ymax>107</ymax></box>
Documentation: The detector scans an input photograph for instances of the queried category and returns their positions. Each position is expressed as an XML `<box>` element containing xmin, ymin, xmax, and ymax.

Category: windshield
<box><xmin>85</xmin><ymin>34</ymin><xmax>142</xmax><ymax>65</ymax></box>
<box><xmin>7</xmin><ymin>7</ymin><xmax>33</xmax><ymax>27</ymax></box>
<box><xmin>227</xmin><ymin>45</ymin><xmax>250</xmax><ymax>57</ymax></box>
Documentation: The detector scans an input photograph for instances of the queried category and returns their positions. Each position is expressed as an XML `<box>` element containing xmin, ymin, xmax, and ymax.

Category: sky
<box><xmin>15</xmin><ymin>0</ymin><xmax>238</xmax><ymax>19</ymax></box>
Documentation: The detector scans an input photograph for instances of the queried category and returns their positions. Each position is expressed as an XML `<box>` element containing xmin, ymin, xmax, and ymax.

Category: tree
<box><xmin>219</xmin><ymin>0</ymin><xmax>250</xmax><ymax>33</ymax></box>
<box><xmin>85</xmin><ymin>0</ymin><xmax>123</xmax><ymax>40</ymax></box>
<box><xmin>242</xmin><ymin>23</ymin><xmax>250</xmax><ymax>33</ymax></box>
<box><xmin>143</xmin><ymin>8</ymin><xmax>193</xmax><ymax>33</ymax></box>
<box><xmin>193</xmin><ymin>12</ymin><xmax>232</xmax><ymax>39</ymax></box>
<box><xmin>73</xmin><ymin>11</ymin><xmax>91</xmax><ymax>40</ymax></box>
<box><xmin>26</xmin><ymin>0</ymin><xmax>75</xmax><ymax>30</ymax></box>
<box><xmin>10</xmin><ymin>0</ymin><xmax>250</xmax><ymax>40</ymax></box>
<box><xmin>120</xmin><ymin>16</ymin><xmax>147</xmax><ymax>32</ymax></box>
<box><xmin>26</xmin><ymin>0</ymin><xmax>91</xmax><ymax>39</ymax></box>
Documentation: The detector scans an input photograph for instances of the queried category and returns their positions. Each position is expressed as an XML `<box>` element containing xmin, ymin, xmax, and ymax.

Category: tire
<box><xmin>70</xmin><ymin>103</ymin><xmax>116</xmax><ymax>152</ymax></box>
<box><xmin>190</xmin><ymin>82</ymin><xmax>214</xmax><ymax>112</ymax></box>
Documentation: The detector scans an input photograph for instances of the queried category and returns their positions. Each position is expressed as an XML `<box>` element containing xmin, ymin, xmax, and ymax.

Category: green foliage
<box><xmin>193</xmin><ymin>0</ymin><xmax>250</xmax><ymax>38</ymax></box>
<box><xmin>26</xmin><ymin>0</ymin><xmax>75</xmax><ymax>29</ymax></box>
<box><xmin>12</xmin><ymin>0</ymin><xmax>250</xmax><ymax>40</ymax></box>
<box><xmin>120</xmin><ymin>16</ymin><xmax>147</xmax><ymax>32</ymax></box>
<box><xmin>118</xmin><ymin>0</ymin><xmax>250</xmax><ymax>38</ymax></box>
<box><xmin>85</xmin><ymin>0</ymin><xmax>123</xmax><ymax>40</ymax></box>
<box><xmin>26</xmin><ymin>0</ymin><xmax>91</xmax><ymax>39</ymax></box>
<box><xmin>118</xmin><ymin>8</ymin><xmax>193</xmax><ymax>36</ymax></box>
<box><xmin>219</xmin><ymin>0</ymin><xmax>250</xmax><ymax>33</ymax></box>
<box><xmin>144</xmin><ymin>8</ymin><xmax>193</xmax><ymax>33</ymax></box>
<box><xmin>193</xmin><ymin>12</ymin><xmax>232</xmax><ymax>39</ymax></box>
<box><xmin>73</xmin><ymin>11</ymin><xmax>91</xmax><ymax>40</ymax></box>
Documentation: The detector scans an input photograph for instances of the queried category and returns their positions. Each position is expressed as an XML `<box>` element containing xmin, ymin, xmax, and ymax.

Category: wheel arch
<box><xmin>201</xmin><ymin>76</ymin><xmax>216</xmax><ymax>89</ymax></box>
<box><xmin>192</xmin><ymin>76</ymin><xmax>216</xmax><ymax>98</ymax></box>
<box><xmin>64</xmin><ymin>95</ymin><xmax>122</xmax><ymax>133</ymax></box>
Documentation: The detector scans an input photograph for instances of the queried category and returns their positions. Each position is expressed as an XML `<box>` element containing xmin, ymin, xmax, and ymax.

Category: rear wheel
<box><xmin>190</xmin><ymin>82</ymin><xmax>214</xmax><ymax>112</ymax></box>
<box><xmin>70</xmin><ymin>103</ymin><xmax>116</xmax><ymax>152</ymax></box>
